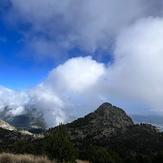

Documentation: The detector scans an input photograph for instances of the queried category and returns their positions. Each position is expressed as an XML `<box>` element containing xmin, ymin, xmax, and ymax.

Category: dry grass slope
<box><xmin>0</xmin><ymin>153</ymin><xmax>55</xmax><ymax>163</ymax></box>
<box><xmin>76</xmin><ymin>160</ymin><xmax>90</xmax><ymax>163</ymax></box>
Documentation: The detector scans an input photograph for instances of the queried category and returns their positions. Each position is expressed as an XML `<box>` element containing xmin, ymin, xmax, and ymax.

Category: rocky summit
<box><xmin>0</xmin><ymin>102</ymin><xmax>163</xmax><ymax>163</ymax></box>
<box><xmin>52</xmin><ymin>102</ymin><xmax>134</xmax><ymax>141</ymax></box>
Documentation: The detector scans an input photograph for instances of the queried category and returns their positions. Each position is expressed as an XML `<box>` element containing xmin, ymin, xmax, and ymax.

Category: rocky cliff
<box><xmin>50</xmin><ymin>102</ymin><xmax>134</xmax><ymax>141</ymax></box>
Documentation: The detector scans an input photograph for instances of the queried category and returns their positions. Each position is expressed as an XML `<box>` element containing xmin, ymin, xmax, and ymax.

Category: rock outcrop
<box><xmin>51</xmin><ymin>102</ymin><xmax>134</xmax><ymax>141</ymax></box>
<box><xmin>0</xmin><ymin>106</ymin><xmax>46</xmax><ymax>134</ymax></box>
<box><xmin>0</xmin><ymin>120</ymin><xmax>16</xmax><ymax>131</ymax></box>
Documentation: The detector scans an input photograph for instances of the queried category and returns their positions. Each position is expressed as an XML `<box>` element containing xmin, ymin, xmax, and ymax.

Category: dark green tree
<box><xmin>12</xmin><ymin>140</ymin><xmax>36</xmax><ymax>154</ymax></box>
<box><xmin>136</xmin><ymin>154</ymin><xmax>152</xmax><ymax>163</ymax></box>
<box><xmin>153</xmin><ymin>151</ymin><xmax>163</xmax><ymax>163</ymax></box>
<box><xmin>86</xmin><ymin>146</ymin><xmax>120</xmax><ymax>163</ymax></box>
<box><xmin>44</xmin><ymin>125</ymin><xmax>77</xmax><ymax>162</ymax></box>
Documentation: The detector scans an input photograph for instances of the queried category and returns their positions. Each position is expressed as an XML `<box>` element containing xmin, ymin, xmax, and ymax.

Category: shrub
<box><xmin>136</xmin><ymin>154</ymin><xmax>152</xmax><ymax>163</ymax></box>
<box><xmin>12</xmin><ymin>140</ymin><xmax>36</xmax><ymax>154</ymax></box>
<box><xmin>152</xmin><ymin>151</ymin><xmax>163</xmax><ymax>163</ymax></box>
<box><xmin>44</xmin><ymin>125</ymin><xmax>77</xmax><ymax>162</ymax></box>
<box><xmin>86</xmin><ymin>146</ymin><xmax>120</xmax><ymax>163</ymax></box>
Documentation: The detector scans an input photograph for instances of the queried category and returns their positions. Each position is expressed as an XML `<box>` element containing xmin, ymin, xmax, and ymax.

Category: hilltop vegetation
<box><xmin>1</xmin><ymin>103</ymin><xmax>163</xmax><ymax>162</ymax></box>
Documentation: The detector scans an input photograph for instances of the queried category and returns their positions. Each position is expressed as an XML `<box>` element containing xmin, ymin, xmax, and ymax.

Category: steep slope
<box><xmin>48</xmin><ymin>103</ymin><xmax>162</xmax><ymax>150</ymax></box>
<box><xmin>0</xmin><ymin>119</ymin><xmax>16</xmax><ymax>131</ymax></box>
<box><xmin>0</xmin><ymin>120</ymin><xmax>43</xmax><ymax>152</ymax></box>
<box><xmin>50</xmin><ymin>102</ymin><xmax>134</xmax><ymax>140</ymax></box>
<box><xmin>109</xmin><ymin>123</ymin><xmax>162</xmax><ymax>155</ymax></box>
<box><xmin>48</xmin><ymin>102</ymin><xmax>163</xmax><ymax>161</ymax></box>
<box><xmin>1</xmin><ymin>102</ymin><xmax>163</xmax><ymax>162</ymax></box>
<box><xmin>0</xmin><ymin>128</ymin><xmax>32</xmax><ymax>149</ymax></box>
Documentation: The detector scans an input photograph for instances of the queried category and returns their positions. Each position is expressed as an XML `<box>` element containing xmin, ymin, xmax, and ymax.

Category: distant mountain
<box><xmin>0</xmin><ymin>118</ymin><xmax>42</xmax><ymax>136</ymax></box>
<box><xmin>1</xmin><ymin>102</ymin><xmax>163</xmax><ymax>162</ymax></box>
<box><xmin>0</xmin><ymin>119</ymin><xmax>16</xmax><ymax>131</ymax></box>
<box><xmin>0</xmin><ymin>127</ymin><xmax>35</xmax><ymax>152</ymax></box>
<box><xmin>0</xmin><ymin>106</ymin><xmax>46</xmax><ymax>133</ymax></box>
<box><xmin>131</xmin><ymin>114</ymin><xmax>163</xmax><ymax>131</ymax></box>
<box><xmin>0</xmin><ymin>119</ymin><xmax>35</xmax><ymax>151</ymax></box>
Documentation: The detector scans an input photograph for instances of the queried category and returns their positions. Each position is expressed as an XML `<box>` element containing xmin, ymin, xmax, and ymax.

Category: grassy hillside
<box><xmin>0</xmin><ymin>153</ymin><xmax>53</xmax><ymax>163</ymax></box>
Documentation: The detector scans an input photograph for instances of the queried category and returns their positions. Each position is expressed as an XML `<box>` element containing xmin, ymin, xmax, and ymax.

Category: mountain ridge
<box><xmin>0</xmin><ymin>102</ymin><xmax>163</xmax><ymax>162</ymax></box>
<box><xmin>49</xmin><ymin>102</ymin><xmax>134</xmax><ymax>141</ymax></box>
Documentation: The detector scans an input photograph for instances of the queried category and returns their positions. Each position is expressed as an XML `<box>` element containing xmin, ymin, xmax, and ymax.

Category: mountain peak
<box><xmin>93</xmin><ymin>103</ymin><xmax>133</xmax><ymax>125</ymax></box>
<box><xmin>95</xmin><ymin>102</ymin><xmax>123</xmax><ymax>114</ymax></box>
<box><xmin>95</xmin><ymin>102</ymin><xmax>113</xmax><ymax>112</ymax></box>
<box><xmin>51</xmin><ymin>102</ymin><xmax>134</xmax><ymax>140</ymax></box>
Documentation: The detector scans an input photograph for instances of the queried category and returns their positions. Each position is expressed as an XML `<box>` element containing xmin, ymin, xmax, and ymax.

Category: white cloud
<box><xmin>30</xmin><ymin>57</ymin><xmax>108</xmax><ymax>126</ymax></box>
<box><xmin>9</xmin><ymin>0</ymin><xmax>149</xmax><ymax>53</ymax></box>
<box><xmin>1</xmin><ymin>0</ymin><xmax>163</xmax><ymax>127</ymax></box>
<box><xmin>0</xmin><ymin>86</ymin><xmax>29</xmax><ymax>119</ymax></box>
<box><xmin>0</xmin><ymin>86</ymin><xmax>29</xmax><ymax>113</ymax></box>
<box><xmin>110</xmin><ymin>17</ymin><xmax>163</xmax><ymax>113</ymax></box>
<box><xmin>0</xmin><ymin>57</ymin><xmax>108</xmax><ymax>127</ymax></box>
<box><xmin>46</xmin><ymin>56</ymin><xmax>106</xmax><ymax>92</ymax></box>
<box><xmin>28</xmin><ymin>84</ymin><xmax>66</xmax><ymax>127</ymax></box>
<box><xmin>1</xmin><ymin>30</ymin><xmax>163</xmax><ymax>126</ymax></box>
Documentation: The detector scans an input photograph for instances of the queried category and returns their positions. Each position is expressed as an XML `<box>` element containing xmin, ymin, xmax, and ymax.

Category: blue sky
<box><xmin>0</xmin><ymin>17</ymin><xmax>59</xmax><ymax>89</ymax></box>
<box><xmin>1</xmin><ymin>0</ymin><xmax>163</xmax><ymax>122</ymax></box>
<box><xmin>0</xmin><ymin>12</ymin><xmax>112</xmax><ymax>90</ymax></box>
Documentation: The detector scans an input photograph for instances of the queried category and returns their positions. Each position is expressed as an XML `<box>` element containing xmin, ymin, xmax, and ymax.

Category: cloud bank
<box><xmin>7</xmin><ymin>0</ymin><xmax>152</xmax><ymax>53</ymax></box>
<box><xmin>111</xmin><ymin>17</ymin><xmax>163</xmax><ymax>113</ymax></box>
<box><xmin>0</xmin><ymin>57</ymin><xmax>108</xmax><ymax>127</ymax></box>
<box><xmin>1</xmin><ymin>1</ymin><xmax>163</xmax><ymax>127</ymax></box>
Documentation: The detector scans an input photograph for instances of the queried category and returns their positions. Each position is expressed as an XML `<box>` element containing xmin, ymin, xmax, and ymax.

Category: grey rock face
<box><xmin>0</xmin><ymin>106</ymin><xmax>46</xmax><ymax>133</ymax></box>
<box><xmin>0</xmin><ymin>120</ymin><xmax>16</xmax><ymax>131</ymax></box>
<box><xmin>64</xmin><ymin>102</ymin><xmax>134</xmax><ymax>140</ymax></box>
